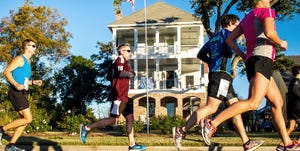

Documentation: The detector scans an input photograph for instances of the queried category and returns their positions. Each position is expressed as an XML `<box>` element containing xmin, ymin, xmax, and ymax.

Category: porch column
<box><xmin>177</xmin><ymin>97</ymin><xmax>183</xmax><ymax>117</ymax></box>
<box><xmin>155</xmin><ymin>58</ymin><xmax>160</xmax><ymax>89</ymax></box>
<box><xmin>155</xmin><ymin>27</ymin><xmax>159</xmax><ymax>53</ymax></box>
<box><xmin>176</xmin><ymin>58</ymin><xmax>182</xmax><ymax>89</ymax></box>
<box><xmin>134</xmin><ymin>28</ymin><xmax>138</xmax><ymax>55</ymax></box>
<box><xmin>112</xmin><ymin>28</ymin><xmax>117</xmax><ymax>59</ymax></box>
<box><xmin>133</xmin><ymin>98</ymin><xmax>140</xmax><ymax>121</ymax></box>
<box><xmin>199</xmin><ymin>25</ymin><xmax>204</xmax><ymax>48</ymax></box>
<box><xmin>155</xmin><ymin>97</ymin><xmax>162</xmax><ymax>117</ymax></box>
<box><xmin>176</xmin><ymin>26</ymin><xmax>181</xmax><ymax>53</ymax></box>
<box><xmin>134</xmin><ymin>59</ymin><xmax>138</xmax><ymax>89</ymax></box>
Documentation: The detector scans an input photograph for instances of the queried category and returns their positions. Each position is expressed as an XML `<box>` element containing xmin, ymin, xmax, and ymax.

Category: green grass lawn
<box><xmin>1</xmin><ymin>131</ymin><xmax>299</xmax><ymax>146</ymax></box>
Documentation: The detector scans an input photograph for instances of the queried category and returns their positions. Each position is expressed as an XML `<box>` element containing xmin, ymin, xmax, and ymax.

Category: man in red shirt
<box><xmin>79</xmin><ymin>43</ymin><xmax>147</xmax><ymax>151</ymax></box>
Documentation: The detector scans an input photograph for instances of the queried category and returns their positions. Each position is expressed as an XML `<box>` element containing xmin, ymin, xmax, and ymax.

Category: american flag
<box><xmin>124</xmin><ymin>0</ymin><xmax>135</xmax><ymax>11</ymax></box>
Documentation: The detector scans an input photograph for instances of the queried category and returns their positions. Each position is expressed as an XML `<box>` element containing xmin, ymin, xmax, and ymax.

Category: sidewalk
<box><xmin>0</xmin><ymin>145</ymin><xmax>277</xmax><ymax>151</ymax></box>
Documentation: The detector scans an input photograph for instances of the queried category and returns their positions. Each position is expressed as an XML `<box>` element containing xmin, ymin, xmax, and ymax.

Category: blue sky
<box><xmin>0</xmin><ymin>0</ymin><xmax>196</xmax><ymax>58</ymax></box>
<box><xmin>1</xmin><ymin>0</ymin><xmax>299</xmax><ymax>58</ymax></box>
<box><xmin>1</xmin><ymin>0</ymin><xmax>299</xmax><ymax>108</ymax></box>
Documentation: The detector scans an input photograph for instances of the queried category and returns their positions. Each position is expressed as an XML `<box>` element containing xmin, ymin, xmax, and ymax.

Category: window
<box><xmin>149</xmin><ymin>102</ymin><xmax>155</xmax><ymax>117</ymax></box>
<box><xmin>166</xmin><ymin>102</ymin><xmax>175</xmax><ymax>117</ymax></box>
<box><xmin>186</xmin><ymin>75</ymin><xmax>194</xmax><ymax>88</ymax></box>
<box><xmin>166</xmin><ymin>71</ymin><xmax>175</xmax><ymax>88</ymax></box>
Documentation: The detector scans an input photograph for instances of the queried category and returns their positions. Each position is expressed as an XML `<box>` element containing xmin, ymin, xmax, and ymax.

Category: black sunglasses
<box><xmin>28</xmin><ymin>45</ymin><xmax>36</xmax><ymax>48</ymax></box>
<box><xmin>123</xmin><ymin>49</ymin><xmax>131</xmax><ymax>53</ymax></box>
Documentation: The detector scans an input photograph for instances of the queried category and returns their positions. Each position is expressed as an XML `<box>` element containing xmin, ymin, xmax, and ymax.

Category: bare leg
<box><xmin>287</xmin><ymin>119</ymin><xmax>296</xmax><ymax>135</ymax></box>
<box><xmin>3</xmin><ymin>108</ymin><xmax>32</xmax><ymax>144</ymax></box>
<box><xmin>212</xmin><ymin>73</ymin><xmax>268</xmax><ymax>127</ymax></box>
<box><xmin>265</xmin><ymin>77</ymin><xmax>293</xmax><ymax>146</ymax></box>
<box><xmin>10</xmin><ymin>125</ymin><xmax>27</xmax><ymax>144</ymax></box>
<box><xmin>227</xmin><ymin>98</ymin><xmax>249</xmax><ymax>144</ymax></box>
<box><xmin>182</xmin><ymin>97</ymin><xmax>222</xmax><ymax>132</ymax></box>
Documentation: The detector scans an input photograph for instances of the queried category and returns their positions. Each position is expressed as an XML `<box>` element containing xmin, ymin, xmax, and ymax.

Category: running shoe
<box><xmin>243</xmin><ymin>139</ymin><xmax>264</xmax><ymax>151</ymax></box>
<box><xmin>285</xmin><ymin>141</ymin><xmax>300</xmax><ymax>151</ymax></box>
<box><xmin>79</xmin><ymin>124</ymin><xmax>88</xmax><ymax>144</ymax></box>
<box><xmin>201</xmin><ymin>119</ymin><xmax>216</xmax><ymax>145</ymax></box>
<box><xmin>200</xmin><ymin>118</ymin><xmax>205</xmax><ymax>139</ymax></box>
<box><xmin>128</xmin><ymin>144</ymin><xmax>148</xmax><ymax>151</ymax></box>
<box><xmin>172</xmin><ymin>127</ymin><xmax>185</xmax><ymax>150</ymax></box>
<box><xmin>276</xmin><ymin>145</ymin><xmax>284</xmax><ymax>151</ymax></box>
<box><xmin>5</xmin><ymin>144</ymin><xmax>25</xmax><ymax>151</ymax></box>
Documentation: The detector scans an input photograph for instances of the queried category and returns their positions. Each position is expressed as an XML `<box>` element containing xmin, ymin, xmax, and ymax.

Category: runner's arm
<box><xmin>226</xmin><ymin>26</ymin><xmax>246</xmax><ymax>60</ymax></box>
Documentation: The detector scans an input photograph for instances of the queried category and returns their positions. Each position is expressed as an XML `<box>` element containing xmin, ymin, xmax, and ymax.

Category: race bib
<box><xmin>217</xmin><ymin>79</ymin><xmax>229</xmax><ymax>97</ymax></box>
<box><xmin>118</xmin><ymin>66</ymin><xmax>123</xmax><ymax>71</ymax></box>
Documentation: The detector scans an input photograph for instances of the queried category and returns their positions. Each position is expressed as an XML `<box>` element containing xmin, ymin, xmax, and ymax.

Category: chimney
<box><xmin>115</xmin><ymin>10</ymin><xmax>123</xmax><ymax>21</ymax></box>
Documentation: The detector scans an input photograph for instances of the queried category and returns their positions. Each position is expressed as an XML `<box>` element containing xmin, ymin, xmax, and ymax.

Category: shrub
<box><xmin>150</xmin><ymin>115</ymin><xmax>186</xmax><ymax>135</ymax></box>
<box><xmin>120</xmin><ymin>119</ymin><xmax>144</xmax><ymax>134</ymax></box>
<box><xmin>25</xmin><ymin>101</ymin><xmax>53</xmax><ymax>133</ymax></box>
<box><xmin>0</xmin><ymin>100</ymin><xmax>19</xmax><ymax>126</ymax></box>
<box><xmin>133</xmin><ymin>120</ymin><xmax>145</xmax><ymax>133</ymax></box>
<box><xmin>57</xmin><ymin>113</ymin><xmax>86</xmax><ymax>134</ymax></box>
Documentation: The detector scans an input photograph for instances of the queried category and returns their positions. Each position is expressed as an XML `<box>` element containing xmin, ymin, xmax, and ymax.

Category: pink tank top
<box><xmin>239</xmin><ymin>8</ymin><xmax>276</xmax><ymax>60</ymax></box>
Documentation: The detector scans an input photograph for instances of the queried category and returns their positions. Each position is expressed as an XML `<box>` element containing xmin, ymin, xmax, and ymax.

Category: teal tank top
<box><xmin>11</xmin><ymin>55</ymin><xmax>32</xmax><ymax>85</ymax></box>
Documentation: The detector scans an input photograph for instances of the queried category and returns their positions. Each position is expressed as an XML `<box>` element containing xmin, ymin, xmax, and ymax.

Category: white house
<box><xmin>108</xmin><ymin>1</ymin><xmax>209</xmax><ymax>121</ymax></box>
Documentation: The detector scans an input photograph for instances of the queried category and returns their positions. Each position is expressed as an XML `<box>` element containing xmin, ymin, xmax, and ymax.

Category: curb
<box><xmin>0</xmin><ymin>145</ymin><xmax>277</xmax><ymax>151</ymax></box>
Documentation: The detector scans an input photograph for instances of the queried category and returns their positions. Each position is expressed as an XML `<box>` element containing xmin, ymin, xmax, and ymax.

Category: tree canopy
<box><xmin>90</xmin><ymin>42</ymin><xmax>113</xmax><ymax>103</ymax></box>
<box><xmin>0</xmin><ymin>2</ymin><xmax>72</xmax><ymax>63</ymax></box>
<box><xmin>53</xmin><ymin>56</ymin><xmax>99</xmax><ymax>114</ymax></box>
<box><xmin>53</xmin><ymin>41</ymin><xmax>113</xmax><ymax>115</ymax></box>
<box><xmin>190</xmin><ymin>0</ymin><xmax>300</xmax><ymax>37</ymax></box>
<box><xmin>190</xmin><ymin>0</ymin><xmax>298</xmax><ymax>71</ymax></box>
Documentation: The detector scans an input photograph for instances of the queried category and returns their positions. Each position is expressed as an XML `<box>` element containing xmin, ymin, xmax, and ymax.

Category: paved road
<box><xmin>0</xmin><ymin>145</ymin><xmax>277</xmax><ymax>151</ymax></box>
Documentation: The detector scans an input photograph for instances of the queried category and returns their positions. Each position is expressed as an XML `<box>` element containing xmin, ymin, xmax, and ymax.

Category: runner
<box><xmin>79</xmin><ymin>43</ymin><xmax>147</xmax><ymax>151</ymax></box>
<box><xmin>172</xmin><ymin>14</ymin><xmax>263</xmax><ymax>151</ymax></box>
<box><xmin>202</xmin><ymin>0</ymin><xmax>300</xmax><ymax>150</ymax></box>
<box><xmin>276</xmin><ymin>65</ymin><xmax>300</xmax><ymax>150</ymax></box>
<box><xmin>0</xmin><ymin>39</ymin><xmax>43</xmax><ymax>151</ymax></box>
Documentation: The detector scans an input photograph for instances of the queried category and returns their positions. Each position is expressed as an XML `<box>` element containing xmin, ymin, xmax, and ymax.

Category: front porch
<box><xmin>128</xmin><ymin>88</ymin><xmax>206</xmax><ymax>122</ymax></box>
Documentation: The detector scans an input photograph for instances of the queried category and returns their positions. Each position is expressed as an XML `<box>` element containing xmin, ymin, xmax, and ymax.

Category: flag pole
<box><xmin>144</xmin><ymin>0</ymin><xmax>149</xmax><ymax>135</ymax></box>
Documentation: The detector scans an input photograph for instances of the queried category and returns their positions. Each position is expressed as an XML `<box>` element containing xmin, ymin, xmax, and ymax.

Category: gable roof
<box><xmin>108</xmin><ymin>1</ymin><xmax>201</xmax><ymax>28</ymax></box>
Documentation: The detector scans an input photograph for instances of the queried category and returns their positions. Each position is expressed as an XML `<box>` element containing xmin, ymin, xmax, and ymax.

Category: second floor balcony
<box><xmin>111</xmin><ymin>25</ymin><xmax>205</xmax><ymax>58</ymax></box>
<box><xmin>135</xmin><ymin>43</ymin><xmax>200</xmax><ymax>57</ymax></box>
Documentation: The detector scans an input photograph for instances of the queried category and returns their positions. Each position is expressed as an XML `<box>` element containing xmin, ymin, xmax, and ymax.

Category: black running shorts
<box><xmin>207</xmin><ymin>72</ymin><xmax>237</xmax><ymax>101</ymax></box>
<box><xmin>245</xmin><ymin>56</ymin><xmax>273</xmax><ymax>81</ymax></box>
<box><xmin>287</xmin><ymin>97</ymin><xmax>300</xmax><ymax>120</ymax></box>
<box><xmin>287</xmin><ymin>107</ymin><xmax>300</xmax><ymax>120</ymax></box>
<box><xmin>110</xmin><ymin>100</ymin><xmax>133</xmax><ymax>118</ymax></box>
<box><xmin>8</xmin><ymin>88</ymin><xmax>29</xmax><ymax>111</ymax></box>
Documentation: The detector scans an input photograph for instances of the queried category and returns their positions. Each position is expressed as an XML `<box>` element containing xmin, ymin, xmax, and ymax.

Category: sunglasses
<box><xmin>28</xmin><ymin>45</ymin><xmax>36</xmax><ymax>48</ymax></box>
<box><xmin>122</xmin><ymin>49</ymin><xmax>131</xmax><ymax>53</ymax></box>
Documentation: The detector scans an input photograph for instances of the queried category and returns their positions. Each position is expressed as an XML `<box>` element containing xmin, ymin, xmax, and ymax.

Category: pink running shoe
<box><xmin>201</xmin><ymin>119</ymin><xmax>216</xmax><ymax>145</ymax></box>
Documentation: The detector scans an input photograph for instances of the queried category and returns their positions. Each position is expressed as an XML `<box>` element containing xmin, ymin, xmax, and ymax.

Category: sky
<box><xmin>1</xmin><ymin>0</ymin><xmax>299</xmax><ymax>111</ymax></box>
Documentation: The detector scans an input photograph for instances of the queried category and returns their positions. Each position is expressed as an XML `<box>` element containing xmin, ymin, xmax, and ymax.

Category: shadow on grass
<box><xmin>208</xmin><ymin>143</ymin><xmax>223</xmax><ymax>151</ymax></box>
<box><xmin>183</xmin><ymin>137</ymin><xmax>202</xmax><ymax>142</ymax></box>
<box><xmin>183</xmin><ymin>137</ymin><xmax>225</xmax><ymax>151</ymax></box>
<box><xmin>3</xmin><ymin>135</ymin><xmax>62</xmax><ymax>151</ymax></box>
